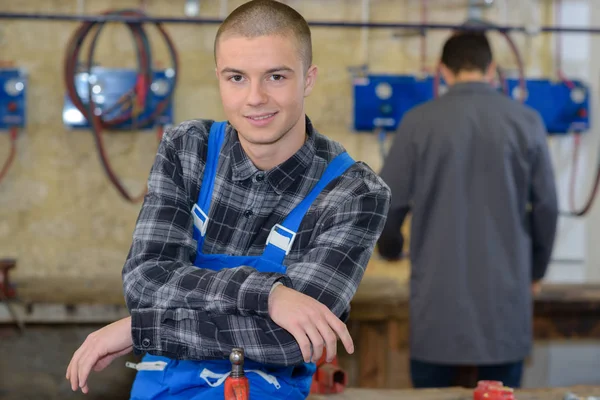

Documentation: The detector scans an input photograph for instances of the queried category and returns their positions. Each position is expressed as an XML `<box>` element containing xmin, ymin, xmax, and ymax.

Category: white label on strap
<box><xmin>125</xmin><ymin>361</ymin><xmax>167</xmax><ymax>371</ymax></box>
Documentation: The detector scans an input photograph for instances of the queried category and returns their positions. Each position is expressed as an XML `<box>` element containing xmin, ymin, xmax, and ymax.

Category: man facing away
<box><xmin>65</xmin><ymin>1</ymin><xmax>391</xmax><ymax>399</ymax></box>
<box><xmin>377</xmin><ymin>31</ymin><xmax>558</xmax><ymax>388</ymax></box>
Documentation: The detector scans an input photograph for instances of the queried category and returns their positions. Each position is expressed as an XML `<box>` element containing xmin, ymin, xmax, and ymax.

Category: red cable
<box><xmin>0</xmin><ymin>127</ymin><xmax>18</xmax><ymax>185</ymax></box>
<box><xmin>420</xmin><ymin>0</ymin><xmax>428</xmax><ymax>74</ymax></box>
<box><xmin>566</xmin><ymin>132</ymin><xmax>600</xmax><ymax>217</ymax></box>
<box><xmin>569</xmin><ymin>132</ymin><xmax>582</xmax><ymax>212</ymax></box>
<box><xmin>156</xmin><ymin>125</ymin><xmax>164</xmax><ymax>142</ymax></box>
<box><xmin>553</xmin><ymin>0</ymin><xmax>600</xmax><ymax>217</ymax></box>
<box><xmin>64</xmin><ymin>9</ymin><xmax>178</xmax><ymax>203</ymax></box>
<box><xmin>555</xmin><ymin>0</ymin><xmax>575</xmax><ymax>90</ymax></box>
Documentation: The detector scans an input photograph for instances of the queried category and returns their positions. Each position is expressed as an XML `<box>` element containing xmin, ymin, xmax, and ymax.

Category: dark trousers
<box><xmin>410</xmin><ymin>358</ymin><xmax>524</xmax><ymax>389</ymax></box>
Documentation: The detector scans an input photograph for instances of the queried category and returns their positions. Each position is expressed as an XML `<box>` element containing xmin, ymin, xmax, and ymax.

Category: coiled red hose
<box><xmin>554</xmin><ymin>0</ymin><xmax>599</xmax><ymax>217</ymax></box>
<box><xmin>64</xmin><ymin>9</ymin><xmax>179</xmax><ymax>203</ymax></box>
<box><xmin>0</xmin><ymin>127</ymin><xmax>18</xmax><ymax>185</ymax></box>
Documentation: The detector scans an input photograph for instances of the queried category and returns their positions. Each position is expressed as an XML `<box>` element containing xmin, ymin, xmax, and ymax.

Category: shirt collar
<box><xmin>447</xmin><ymin>81</ymin><xmax>496</xmax><ymax>95</ymax></box>
<box><xmin>229</xmin><ymin>116</ymin><xmax>317</xmax><ymax>194</ymax></box>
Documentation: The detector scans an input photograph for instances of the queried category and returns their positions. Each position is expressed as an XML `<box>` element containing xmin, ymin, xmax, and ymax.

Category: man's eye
<box><xmin>230</xmin><ymin>75</ymin><xmax>244</xmax><ymax>82</ymax></box>
<box><xmin>270</xmin><ymin>74</ymin><xmax>284</xmax><ymax>81</ymax></box>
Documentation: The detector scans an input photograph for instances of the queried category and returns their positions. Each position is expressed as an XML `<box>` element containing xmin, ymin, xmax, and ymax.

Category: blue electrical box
<box><xmin>505</xmin><ymin>78</ymin><xmax>590</xmax><ymax>134</ymax></box>
<box><xmin>353</xmin><ymin>74</ymin><xmax>590</xmax><ymax>135</ymax></box>
<box><xmin>353</xmin><ymin>74</ymin><xmax>436</xmax><ymax>132</ymax></box>
<box><xmin>63</xmin><ymin>67</ymin><xmax>175</xmax><ymax>130</ymax></box>
<box><xmin>0</xmin><ymin>68</ymin><xmax>27</xmax><ymax>130</ymax></box>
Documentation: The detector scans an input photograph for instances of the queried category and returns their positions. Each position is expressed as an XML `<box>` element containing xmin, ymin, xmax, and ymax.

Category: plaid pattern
<box><xmin>123</xmin><ymin>117</ymin><xmax>391</xmax><ymax>366</ymax></box>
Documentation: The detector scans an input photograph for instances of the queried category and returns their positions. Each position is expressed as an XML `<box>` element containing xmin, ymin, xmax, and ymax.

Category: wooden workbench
<box><xmin>308</xmin><ymin>385</ymin><xmax>600</xmax><ymax>399</ymax></box>
<box><xmin>4</xmin><ymin>258</ymin><xmax>600</xmax><ymax>390</ymax></box>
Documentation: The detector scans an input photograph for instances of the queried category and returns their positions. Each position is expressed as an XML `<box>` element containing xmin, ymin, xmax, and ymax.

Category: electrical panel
<box><xmin>63</xmin><ymin>67</ymin><xmax>175</xmax><ymax>130</ymax></box>
<box><xmin>353</xmin><ymin>74</ymin><xmax>590</xmax><ymax>135</ymax></box>
<box><xmin>0</xmin><ymin>68</ymin><xmax>27</xmax><ymax>130</ymax></box>
<box><xmin>505</xmin><ymin>78</ymin><xmax>589</xmax><ymax>134</ymax></box>
<box><xmin>353</xmin><ymin>74</ymin><xmax>436</xmax><ymax>132</ymax></box>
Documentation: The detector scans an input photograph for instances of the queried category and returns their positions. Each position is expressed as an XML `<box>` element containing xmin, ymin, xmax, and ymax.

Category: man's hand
<box><xmin>532</xmin><ymin>281</ymin><xmax>542</xmax><ymax>296</ymax></box>
<box><xmin>268</xmin><ymin>284</ymin><xmax>354</xmax><ymax>364</ymax></box>
<box><xmin>66</xmin><ymin>316</ymin><xmax>133</xmax><ymax>393</ymax></box>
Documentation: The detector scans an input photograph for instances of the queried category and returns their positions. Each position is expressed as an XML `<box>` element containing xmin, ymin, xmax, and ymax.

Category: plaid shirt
<box><xmin>123</xmin><ymin>117</ymin><xmax>391</xmax><ymax>366</ymax></box>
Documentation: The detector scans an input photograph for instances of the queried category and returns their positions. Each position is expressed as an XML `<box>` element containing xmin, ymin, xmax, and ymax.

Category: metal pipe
<box><xmin>359</xmin><ymin>0</ymin><xmax>370</xmax><ymax>66</ymax></box>
<box><xmin>0</xmin><ymin>12</ymin><xmax>599</xmax><ymax>34</ymax></box>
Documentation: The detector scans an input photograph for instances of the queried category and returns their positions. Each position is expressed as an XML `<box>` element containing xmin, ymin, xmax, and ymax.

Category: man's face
<box><xmin>215</xmin><ymin>33</ymin><xmax>317</xmax><ymax>146</ymax></box>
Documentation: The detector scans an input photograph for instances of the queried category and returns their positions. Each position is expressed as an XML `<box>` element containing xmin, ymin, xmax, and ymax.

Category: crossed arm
<box><xmin>122</xmin><ymin>135</ymin><xmax>391</xmax><ymax>365</ymax></box>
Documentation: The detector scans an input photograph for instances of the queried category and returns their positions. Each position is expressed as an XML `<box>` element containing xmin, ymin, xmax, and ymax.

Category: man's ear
<box><xmin>485</xmin><ymin>61</ymin><xmax>497</xmax><ymax>82</ymax></box>
<box><xmin>304</xmin><ymin>65</ymin><xmax>318</xmax><ymax>97</ymax></box>
<box><xmin>439</xmin><ymin>64</ymin><xmax>455</xmax><ymax>86</ymax></box>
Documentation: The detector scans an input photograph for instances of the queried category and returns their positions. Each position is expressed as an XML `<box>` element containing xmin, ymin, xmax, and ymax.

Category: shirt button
<box><xmin>142</xmin><ymin>338</ymin><xmax>151</xmax><ymax>348</ymax></box>
<box><xmin>255</xmin><ymin>173</ymin><xmax>265</xmax><ymax>182</ymax></box>
<box><xmin>244</xmin><ymin>210</ymin><xmax>254</xmax><ymax>218</ymax></box>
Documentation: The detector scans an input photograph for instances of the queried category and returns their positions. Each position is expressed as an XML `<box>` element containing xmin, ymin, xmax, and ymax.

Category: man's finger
<box><xmin>69</xmin><ymin>358</ymin><xmax>81</xmax><ymax>391</ymax></box>
<box><xmin>315</xmin><ymin>316</ymin><xmax>337</xmax><ymax>362</ymax></box>
<box><xmin>77</xmin><ymin>350</ymin><xmax>101</xmax><ymax>391</ymax></box>
<box><xmin>290</xmin><ymin>327</ymin><xmax>312</xmax><ymax>363</ymax></box>
<box><xmin>66</xmin><ymin>358</ymin><xmax>72</xmax><ymax>380</ymax></box>
<box><xmin>304</xmin><ymin>323</ymin><xmax>324</xmax><ymax>363</ymax></box>
<box><xmin>66</xmin><ymin>344</ymin><xmax>84</xmax><ymax>381</ymax></box>
<box><xmin>326</xmin><ymin>312</ymin><xmax>354</xmax><ymax>354</ymax></box>
<box><xmin>69</xmin><ymin>346</ymin><xmax>88</xmax><ymax>391</ymax></box>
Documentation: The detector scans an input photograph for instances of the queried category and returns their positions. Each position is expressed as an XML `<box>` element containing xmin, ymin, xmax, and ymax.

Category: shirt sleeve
<box><xmin>127</xmin><ymin>150</ymin><xmax>391</xmax><ymax>365</ymax></box>
<box><xmin>376</xmin><ymin>114</ymin><xmax>416</xmax><ymax>259</ymax></box>
<box><xmin>123</xmin><ymin>126</ymin><xmax>292</xmax><ymax>357</ymax></box>
<box><xmin>528</xmin><ymin>115</ymin><xmax>559</xmax><ymax>281</ymax></box>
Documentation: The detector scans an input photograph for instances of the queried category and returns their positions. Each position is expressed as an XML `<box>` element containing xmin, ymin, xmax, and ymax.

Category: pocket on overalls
<box><xmin>128</xmin><ymin>354</ymin><xmax>173</xmax><ymax>400</ymax></box>
<box><xmin>273</xmin><ymin>362</ymin><xmax>317</xmax><ymax>400</ymax></box>
<box><xmin>244</xmin><ymin>368</ymin><xmax>296</xmax><ymax>399</ymax></box>
<box><xmin>171</xmin><ymin>361</ymin><xmax>296</xmax><ymax>400</ymax></box>
<box><xmin>167</xmin><ymin>360</ymin><xmax>227</xmax><ymax>400</ymax></box>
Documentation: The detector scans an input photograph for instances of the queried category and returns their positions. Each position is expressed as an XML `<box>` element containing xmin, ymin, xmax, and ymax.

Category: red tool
<box><xmin>309</xmin><ymin>354</ymin><xmax>347</xmax><ymax>395</ymax></box>
<box><xmin>482</xmin><ymin>387</ymin><xmax>515</xmax><ymax>400</ymax></box>
<box><xmin>224</xmin><ymin>348</ymin><xmax>249</xmax><ymax>400</ymax></box>
<box><xmin>0</xmin><ymin>258</ymin><xmax>25</xmax><ymax>334</ymax></box>
<box><xmin>474</xmin><ymin>381</ymin><xmax>515</xmax><ymax>400</ymax></box>
<box><xmin>0</xmin><ymin>259</ymin><xmax>17</xmax><ymax>299</ymax></box>
<box><xmin>474</xmin><ymin>380</ymin><xmax>504</xmax><ymax>400</ymax></box>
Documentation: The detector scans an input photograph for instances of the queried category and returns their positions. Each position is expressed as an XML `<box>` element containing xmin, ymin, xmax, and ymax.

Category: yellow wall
<box><xmin>0</xmin><ymin>0</ymin><xmax>554</xmax><ymax>283</ymax></box>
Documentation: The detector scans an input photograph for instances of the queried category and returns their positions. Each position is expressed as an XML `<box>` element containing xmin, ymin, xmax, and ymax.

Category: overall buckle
<box><xmin>266</xmin><ymin>224</ymin><xmax>296</xmax><ymax>255</ymax></box>
<box><xmin>192</xmin><ymin>204</ymin><xmax>209</xmax><ymax>237</ymax></box>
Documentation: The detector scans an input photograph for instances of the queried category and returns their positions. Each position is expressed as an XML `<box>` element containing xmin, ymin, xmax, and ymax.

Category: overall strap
<box><xmin>262</xmin><ymin>152</ymin><xmax>355</xmax><ymax>264</ymax></box>
<box><xmin>192</xmin><ymin>121</ymin><xmax>227</xmax><ymax>249</ymax></box>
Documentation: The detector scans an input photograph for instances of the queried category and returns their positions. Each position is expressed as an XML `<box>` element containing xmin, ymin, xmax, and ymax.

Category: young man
<box><xmin>377</xmin><ymin>31</ymin><xmax>558</xmax><ymax>388</ymax></box>
<box><xmin>66</xmin><ymin>1</ymin><xmax>390</xmax><ymax>398</ymax></box>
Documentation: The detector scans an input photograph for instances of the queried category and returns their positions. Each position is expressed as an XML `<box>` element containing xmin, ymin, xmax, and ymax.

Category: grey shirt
<box><xmin>377</xmin><ymin>82</ymin><xmax>558</xmax><ymax>364</ymax></box>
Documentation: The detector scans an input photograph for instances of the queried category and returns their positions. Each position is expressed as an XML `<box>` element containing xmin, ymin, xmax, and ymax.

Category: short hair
<box><xmin>214</xmin><ymin>0</ymin><xmax>312</xmax><ymax>71</ymax></box>
<box><xmin>441</xmin><ymin>31</ymin><xmax>493</xmax><ymax>74</ymax></box>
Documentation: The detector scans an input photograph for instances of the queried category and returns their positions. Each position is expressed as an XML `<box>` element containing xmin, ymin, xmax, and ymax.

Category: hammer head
<box><xmin>229</xmin><ymin>348</ymin><xmax>245</xmax><ymax>378</ymax></box>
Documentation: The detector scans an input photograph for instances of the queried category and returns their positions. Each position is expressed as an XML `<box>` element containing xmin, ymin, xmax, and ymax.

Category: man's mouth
<box><xmin>246</xmin><ymin>112</ymin><xmax>277</xmax><ymax>121</ymax></box>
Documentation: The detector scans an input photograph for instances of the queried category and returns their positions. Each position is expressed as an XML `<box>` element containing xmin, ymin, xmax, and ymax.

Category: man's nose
<box><xmin>246</xmin><ymin>81</ymin><xmax>268</xmax><ymax>106</ymax></box>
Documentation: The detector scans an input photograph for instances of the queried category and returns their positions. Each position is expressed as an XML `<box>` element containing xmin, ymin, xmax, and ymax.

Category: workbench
<box><xmin>2</xmin><ymin>258</ymin><xmax>600</xmax><ymax>390</ymax></box>
<box><xmin>308</xmin><ymin>385</ymin><xmax>600</xmax><ymax>399</ymax></box>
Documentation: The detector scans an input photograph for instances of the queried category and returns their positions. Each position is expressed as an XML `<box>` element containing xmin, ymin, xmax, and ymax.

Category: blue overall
<box><xmin>129</xmin><ymin>121</ymin><xmax>355</xmax><ymax>399</ymax></box>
